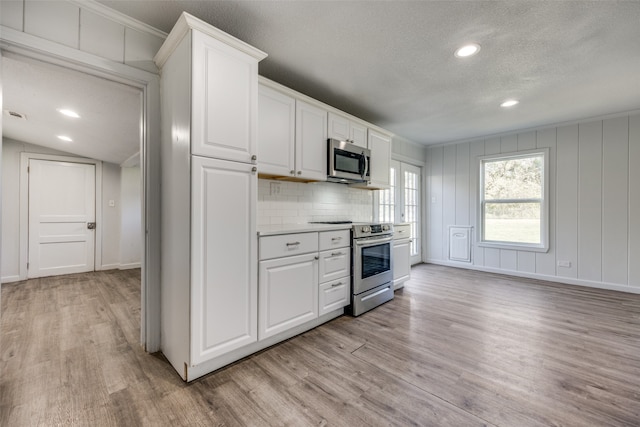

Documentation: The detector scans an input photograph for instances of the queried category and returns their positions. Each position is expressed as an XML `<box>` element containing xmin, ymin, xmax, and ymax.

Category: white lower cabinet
<box><xmin>258</xmin><ymin>229</ymin><xmax>350</xmax><ymax>340</ymax></box>
<box><xmin>318</xmin><ymin>230</ymin><xmax>350</xmax><ymax>315</ymax></box>
<box><xmin>319</xmin><ymin>278</ymin><xmax>350</xmax><ymax>316</ymax></box>
<box><xmin>393</xmin><ymin>224</ymin><xmax>412</xmax><ymax>290</ymax></box>
<box><xmin>259</xmin><ymin>252</ymin><xmax>318</xmax><ymax>340</ymax></box>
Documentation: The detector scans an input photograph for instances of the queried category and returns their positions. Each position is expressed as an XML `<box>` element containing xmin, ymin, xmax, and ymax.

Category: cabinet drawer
<box><xmin>318</xmin><ymin>248</ymin><xmax>350</xmax><ymax>283</ymax></box>
<box><xmin>319</xmin><ymin>276</ymin><xmax>350</xmax><ymax>316</ymax></box>
<box><xmin>319</xmin><ymin>230</ymin><xmax>350</xmax><ymax>251</ymax></box>
<box><xmin>394</xmin><ymin>224</ymin><xmax>411</xmax><ymax>240</ymax></box>
<box><xmin>259</xmin><ymin>232</ymin><xmax>318</xmax><ymax>260</ymax></box>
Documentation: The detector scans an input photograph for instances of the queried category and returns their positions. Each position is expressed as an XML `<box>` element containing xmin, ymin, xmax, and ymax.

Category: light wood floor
<box><xmin>1</xmin><ymin>265</ymin><xmax>639</xmax><ymax>426</ymax></box>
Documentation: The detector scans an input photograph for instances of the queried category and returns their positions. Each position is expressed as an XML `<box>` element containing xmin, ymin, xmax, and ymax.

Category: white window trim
<box><xmin>477</xmin><ymin>148</ymin><xmax>550</xmax><ymax>253</ymax></box>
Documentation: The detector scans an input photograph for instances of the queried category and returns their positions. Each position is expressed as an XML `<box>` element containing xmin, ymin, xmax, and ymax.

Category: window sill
<box><xmin>478</xmin><ymin>241</ymin><xmax>549</xmax><ymax>253</ymax></box>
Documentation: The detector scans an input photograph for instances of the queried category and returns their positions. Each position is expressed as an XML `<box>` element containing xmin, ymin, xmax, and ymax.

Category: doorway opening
<box><xmin>1</xmin><ymin>48</ymin><xmax>156</xmax><ymax>349</ymax></box>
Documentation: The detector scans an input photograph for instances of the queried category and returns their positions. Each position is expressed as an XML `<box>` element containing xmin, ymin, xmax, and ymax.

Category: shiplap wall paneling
<box><xmin>518</xmin><ymin>131</ymin><xmax>536</xmax><ymax>151</ymax></box>
<box><xmin>578</xmin><ymin>121</ymin><xmax>603</xmax><ymax>282</ymax></box>
<box><xmin>556</xmin><ymin>124</ymin><xmax>579</xmax><ymax>279</ymax></box>
<box><xmin>500</xmin><ymin>249</ymin><xmax>517</xmax><ymax>271</ymax></box>
<box><xmin>469</xmin><ymin>141</ymin><xmax>485</xmax><ymax>267</ymax></box>
<box><xmin>535</xmin><ymin>128</ymin><xmax>557</xmax><ymax>276</ymax></box>
<box><xmin>428</xmin><ymin>147</ymin><xmax>444</xmax><ymax>260</ymax></box>
<box><xmin>517</xmin><ymin>251</ymin><xmax>536</xmax><ymax>273</ymax></box>
<box><xmin>485</xmin><ymin>137</ymin><xmax>501</xmax><ymax>156</ymax></box>
<box><xmin>484</xmin><ymin>248</ymin><xmax>500</xmax><ymax>269</ymax></box>
<box><xmin>455</xmin><ymin>143</ymin><xmax>470</xmax><ymax>226</ymax></box>
<box><xmin>1</xmin><ymin>0</ymin><xmax>23</xmax><ymax>30</ymax></box>
<box><xmin>442</xmin><ymin>146</ymin><xmax>457</xmax><ymax>260</ymax></box>
<box><xmin>628</xmin><ymin>115</ymin><xmax>640</xmax><ymax>288</ymax></box>
<box><xmin>602</xmin><ymin>116</ymin><xmax>629</xmax><ymax>285</ymax></box>
<box><xmin>79</xmin><ymin>10</ymin><xmax>126</xmax><ymax>62</ymax></box>
<box><xmin>501</xmin><ymin>134</ymin><xmax>518</xmax><ymax>153</ymax></box>
<box><xmin>24</xmin><ymin>1</ymin><xmax>80</xmax><ymax>49</ymax></box>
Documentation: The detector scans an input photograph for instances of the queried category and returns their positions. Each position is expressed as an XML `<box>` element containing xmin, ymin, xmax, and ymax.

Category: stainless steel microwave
<box><xmin>327</xmin><ymin>138</ymin><xmax>371</xmax><ymax>183</ymax></box>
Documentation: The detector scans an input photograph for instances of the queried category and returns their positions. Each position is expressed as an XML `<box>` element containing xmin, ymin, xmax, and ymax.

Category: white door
<box><xmin>401</xmin><ymin>163</ymin><xmax>422</xmax><ymax>265</ymax></box>
<box><xmin>28</xmin><ymin>160</ymin><xmax>96</xmax><ymax>278</ymax></box>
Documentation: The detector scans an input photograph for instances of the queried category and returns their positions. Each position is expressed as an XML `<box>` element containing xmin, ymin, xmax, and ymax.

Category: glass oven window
<box><xmin>361</xmin><ymin>243</ymin><xmax>390</xmax><ymax>279</ymax></box>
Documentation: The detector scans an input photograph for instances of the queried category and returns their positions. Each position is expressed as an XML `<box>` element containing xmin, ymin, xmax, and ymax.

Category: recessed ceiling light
<box><xmin>57</xmin><ymin>135</ymin><xmax>73</xmax><ymax>142</ymax></box>
<box><xmin>454</xmin><ymin>43</ymin><xmax>480</xmax><ymax>58</ymax></box>
<box><xmin>58</xmin><ymin>108</ymin><xmax>80</xmax><ymax>118</ymax></box>
<box><xmin>500</xmin><ymin>99</ymin><xmax>519</xmax><ymax>108</ymax></box>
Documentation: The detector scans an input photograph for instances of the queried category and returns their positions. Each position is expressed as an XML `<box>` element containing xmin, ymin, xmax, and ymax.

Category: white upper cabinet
<box><xmin>258</xmin><ymin>84</ymin><xmax>296</xmax><ymax>176</ymax></box>
<box><xmin>191</xmin><ymin>30</ymin><xmax>261</xmax><ymax>163</ymax></box>
<box><xmin>367</xmin><ymin>129</ymin><xmax>392</xmax><ymax>188</ymax></box>
<box><xmin>295</xmin><ymin>100</ymin><xmax>328</xmax><ymax>181</ymax></box>
<box><xmin>328</xmin><ymin>112</ymin><xmax>368</xmax><ymax>148</ymax></box>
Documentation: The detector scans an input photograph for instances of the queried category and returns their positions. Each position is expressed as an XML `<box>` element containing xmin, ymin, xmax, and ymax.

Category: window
<box><xmin>479</xmin><ymin>149</ymin><xmax>549</xmax><ymax>252</ymax></box>
<box><xmin>378</xmin><ymin>166</ymin><xmax>396</xmax><ymax>223</ymax></box>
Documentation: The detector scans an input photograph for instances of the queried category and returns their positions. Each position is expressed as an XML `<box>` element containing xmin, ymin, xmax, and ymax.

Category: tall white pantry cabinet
<box><xmin>154</xmin><ymin>13</ymin><xmax>267</xmax><ymax>381</ymax></box>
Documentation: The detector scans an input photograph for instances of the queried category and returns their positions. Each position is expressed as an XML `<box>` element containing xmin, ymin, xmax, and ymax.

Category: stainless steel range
<box><xmin>350</xmin><ymin>223</ymin><xmax>394</xmax><ymax>316</ymax></box>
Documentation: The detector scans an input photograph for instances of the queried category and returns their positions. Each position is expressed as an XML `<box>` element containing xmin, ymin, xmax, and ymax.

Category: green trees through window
<box><xmin>480</xmin><ymin>151</ymin><xmax>547</xmax><ymax>249</ymax></box>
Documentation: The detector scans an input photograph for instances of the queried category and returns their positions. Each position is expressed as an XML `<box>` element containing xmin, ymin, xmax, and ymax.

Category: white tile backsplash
<box><xmin>258</xmin><ymin>179</ymin><xmax>373</xmax><ymax>225</ymax></box>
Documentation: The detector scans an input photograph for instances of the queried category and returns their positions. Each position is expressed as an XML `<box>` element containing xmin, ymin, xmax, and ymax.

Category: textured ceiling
<box><xmin>96</xmin><ymin>0</ymin><xmax>640</xmax><ymax>145</ymax></box>
<box><xmin>2</xmin><ymin>54</ymin><xmax>142</xmax><ymax>164</ymax></box>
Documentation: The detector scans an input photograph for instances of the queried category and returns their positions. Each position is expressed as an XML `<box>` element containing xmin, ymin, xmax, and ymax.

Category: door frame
<box><xmin>1</xmin><ymin>28</ymin><xmax>162</xmax><ymax>352</ymax></box>
<box><xmin>20</xmin><ymin>154</ymin><xmax>103</xmax><ymax>280</ymax></box>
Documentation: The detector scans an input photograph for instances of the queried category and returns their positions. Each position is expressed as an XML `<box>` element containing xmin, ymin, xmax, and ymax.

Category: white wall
<box><xmin>258</xmin><ymin>179</ymin><xmax>373</xmax><ymax>225</ymax></box>
<box><xmin>0</xmin><ymin>0</ymin><xmax>166</xmax><ymax>73</ymax></box>
<box><xmin>426</xmin><ymin>111</ymin><xmax>640</xmax><ymax>293</ymax></box>
<box><xmin>1</xmin><ymin>138</ymin><xmax>139</xmax><ymax>282</ymax></box>
<box><xmin>100</xmin><ymin>162</ymin><xmax>121</xmax><ymax>269</ymax></box>
<box><xmin>120</xmin><ymin>166</ymin><xmax>142</xmax><ymax>268</ymax></box>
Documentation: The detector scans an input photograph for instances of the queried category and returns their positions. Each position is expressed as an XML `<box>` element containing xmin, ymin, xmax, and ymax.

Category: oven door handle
<box><xmin>354</xmin><ymin>236</ymin><xmax>393</xmax><ymax>246</ymax></box>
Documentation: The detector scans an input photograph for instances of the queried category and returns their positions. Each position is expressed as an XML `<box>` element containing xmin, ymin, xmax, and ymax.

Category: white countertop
<box><xmin>257</xmin><ymin>223</ymin><xmax>352</xmax><ymax>236</ymax></box>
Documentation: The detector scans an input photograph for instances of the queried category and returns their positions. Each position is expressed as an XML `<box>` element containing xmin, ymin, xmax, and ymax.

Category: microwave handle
<box><xmin>360</xmin><ymin>152</ymin><xmax>369</xmax><ymax>180</ymax></box>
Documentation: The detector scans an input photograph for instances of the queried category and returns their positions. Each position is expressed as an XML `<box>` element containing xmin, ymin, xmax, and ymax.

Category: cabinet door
<box><xmin>368</xmin><ymin>130</ymin><xmax>392</xmax><ymax>188</ymax></box>
<box><xmin>393</xmin><ymin>239</ymin><xmax>411</xmax><ymax>289</ymax></box>
<box><xmin>258</xmin><ymin>84</ymin><xmax>295</xmax><ymax>176</ymax></box>
<box><xmin>191</xmin><ymin>156</ymin><xmax>258</xmax><ymax>364</ymax></box>
<box><xmin>328</xmin><ymin>112</ymin><xmax>350</xmax><ymax>141</ymax></box>
<box><xmin>295</xmin><ymin>100</ymin><xmax>328</xmax><ymax>181</ymax></box>
<box><xmin>192</xmin><ymin>30</ymin><xmax>259</xmax><ymax>163</ymax></box>
<box><xmin>349</xmin><ymin>121</ymin><xmax>368</xmax><ymax>148</ymax></box>
<box><xmin>319</xmin><ymin>277</ymin><xmax>350</xmax><ymax>316</ymax></box>
<box><xmin>328</xmin><ymin>112</ymin><xmax>367</xmax><ymax>149</ymax></box>
<box><xmin>259</xmin><ymin>253</ymin><xmax>318</xmax><ymax>340</ymax></box>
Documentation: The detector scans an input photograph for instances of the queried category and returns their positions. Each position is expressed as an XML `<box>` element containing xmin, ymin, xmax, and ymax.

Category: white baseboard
<box><xmin>425</xmin><ymin>258</ymin><xmax>640</xmax><ymax>294</ymax></box>
<box><xmin>119</xmin><ymin>262</ymin><xmax>141</xmax><ymax>270</ymax></box>
<box><xmin>1</xmin><ymin>275</ymin><xmax>22</xmax><ymax>284</ymax></box>
<box><xmin>98</xmin><ymin>263</ymin><xmax>120</xmax><ymax>271</ymax></box>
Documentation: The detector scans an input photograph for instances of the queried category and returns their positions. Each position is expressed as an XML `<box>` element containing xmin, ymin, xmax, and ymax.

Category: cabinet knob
<box><xmin>297</xmin><ymin>171</ymin><xmax>302</xmax><ymax>175</ymax></box>
<box><xmin>251</xmin><ymin>167</ymin><xmax>257</xmax><ymax>173</ymax></box>
<box><xmin>290</xmin><ymin>170</ymin><xmax>295</xmax><ymax>175</ymax></box>
<box><xmin>314</xmin><ymin>256</ymin><xmax>319</xmax><ymax>260</ymax></box>
<box><xmin>251</xmin><ymin>155</ymin><xmax>257</xmax><ymax>161</ymax></box>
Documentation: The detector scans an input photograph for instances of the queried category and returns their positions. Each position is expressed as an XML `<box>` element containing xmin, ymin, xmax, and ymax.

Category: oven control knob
<box><xmin>361</xmin><ymin>226</ymin><xmax>370</xmax><ymax>233</ymax></box>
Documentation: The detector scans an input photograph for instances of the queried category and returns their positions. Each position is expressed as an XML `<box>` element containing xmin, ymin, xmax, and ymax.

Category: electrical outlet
<box><xmin>557</xmin><ymin>260</ymin><xmax>571</xmax><ymax>268</ymax></box>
